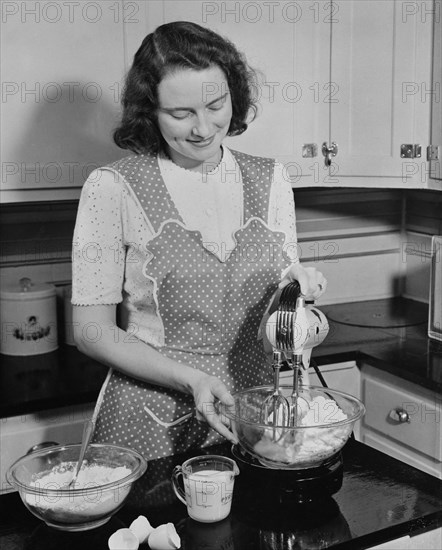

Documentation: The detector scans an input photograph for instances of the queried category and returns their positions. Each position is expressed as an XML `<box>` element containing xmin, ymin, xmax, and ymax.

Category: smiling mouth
<box><xmin>187</xmin><ymin>135</ymin><xmax>215</xmax><ymax>147</ymax></box>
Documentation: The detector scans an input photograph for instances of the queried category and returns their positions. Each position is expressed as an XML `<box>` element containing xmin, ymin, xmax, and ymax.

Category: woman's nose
<box><xmin>192</xmin><ymin>113</ymin><xmax>211</xmax><ymax>138</ymax></box>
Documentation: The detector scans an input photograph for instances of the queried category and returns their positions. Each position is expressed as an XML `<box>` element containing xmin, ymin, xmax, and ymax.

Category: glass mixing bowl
<box><xmin>220</xmin><ymin>386</ymin><xmax>365</xmax><ymax>469</ymax></box>
<box><xmin>6</xmin><ymin>443</ymin><xmax>147</xmax><ymax>531</ymax></box>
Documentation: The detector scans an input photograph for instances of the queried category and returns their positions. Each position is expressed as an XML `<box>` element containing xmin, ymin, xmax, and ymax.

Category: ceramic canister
<box><xmin>0</xmin><ymin>277</ymin><xmax>58</xmax><ymax>356</ymax></box>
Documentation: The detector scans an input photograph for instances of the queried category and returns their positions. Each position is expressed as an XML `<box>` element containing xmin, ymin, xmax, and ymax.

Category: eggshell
<box><xmin>129</xmin><ymin>515</ymin><xmax>154</xmax><ymax>543</ymax></box>
<box><xmin>108</xmin><ymin>528</ymin><xmax>139</xmax><ymax>550</ymax></box>
<box><xmin>148</xmin><ymin>522</ymin><xmax>181</xmax><ymax>550</ymax></box>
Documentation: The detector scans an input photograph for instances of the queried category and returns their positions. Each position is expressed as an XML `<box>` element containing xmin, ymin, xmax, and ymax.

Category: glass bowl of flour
<box><xmin>7</xmin><ymin>443</ymin><xmax>147</xmax><ymax>531</ymax></box>
<box><xmin>220</xmin><ymin>386</ymin><xmax>365</xmax><ymax>469</ymax></box>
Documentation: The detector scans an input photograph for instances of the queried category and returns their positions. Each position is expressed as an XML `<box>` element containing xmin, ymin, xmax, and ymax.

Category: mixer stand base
<box><xmin>231</xmin><ymin>445</ymin><xmax>343</xmax><ymax>506</ymax></box>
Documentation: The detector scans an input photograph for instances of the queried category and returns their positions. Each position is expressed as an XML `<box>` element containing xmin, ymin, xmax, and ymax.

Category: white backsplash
<box><xmin>401</xmin><ymin>231</ymin><xmax>434</xmax><ymax>303</ymax></box>
<box><xmin>1</xmin><ymin>189</ymin><xmax>440</xmax><ymax>308</ymax></box>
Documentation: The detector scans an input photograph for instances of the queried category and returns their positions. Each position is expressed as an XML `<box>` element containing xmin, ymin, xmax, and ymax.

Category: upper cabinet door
<box><xmin>1</xmin><ymin>0</ymin><xmax>130</xmax><ymax>203</ymax></box>
<box><xmin>430</xmin><ymin>5</ymin><xmax>442</xmax><ymax>184</ymax></box>
<box><xmin>152</xmin><ymin>0</ymin><xmax>436</xmax><ymax>189</ymax></box>
<box><xmin>140</xmin><ymin>0</ymin><xmax>330</xmax><ymax>186</ymax></box>
<box><xmin>330</xmin><ymin>0</ymin><xmax>434</xmax><ymax>189</ymax></box>
<box><xmin>1</xmin><ymin>0</ymin><xmax>438</xmax><ymax>202</ymax></box>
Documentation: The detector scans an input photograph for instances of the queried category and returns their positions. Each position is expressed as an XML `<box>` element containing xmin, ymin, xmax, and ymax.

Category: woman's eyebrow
<box><xmin>206</xmin><ymin>92</ymin><xmax>229</xmax><ymax>106</ymax></box>
<box><xmin>160</xmin><ymin>92</ymin><xmax>229</xmax><ymax>112</ymax></box>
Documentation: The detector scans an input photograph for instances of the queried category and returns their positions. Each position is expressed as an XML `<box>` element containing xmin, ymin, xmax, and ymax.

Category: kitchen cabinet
<box><xmin>430</xmin><ymin>4</ymin><xmax>442</xmax><ymax>183</ymax></box>
<box><xmin>1</xmin><ymin>1</ymin><xmax>437</xmax><ymax>203</ymax></box>
<box><xmin>330</xmin><ymin>0</ymin><xmax>434</xmax><ymax>189</ymax></box>
<box><xmin>145</xmin><ymin>0</ymin><xmax>435</xmax><ymax>189</ymax></box>
<box><xmin>308</xmin><ymin>360</ymin><xmax>362</xmax><ymax>439</ymax></box>
<box><xmin>43</xmin><ymin>0</ymin><xmax>323</xmax><ymax>187</ymax></box>
<box><xmin>0</xmin><ymin>0</ymin><xmax>131</xmax><ymax>203</ymax></box>
<box><xmin>146</xmin><ymin>0</ymin><xmax>328</xmax><ymax>186</ymax></box>
<box><xmin>360</xmin><ymin>363</ymin><xmax>442</xmax><ymax>479</ymax></box>
<box><xmin>367</xmin><ymin>528</ymin><xmax>442</xmax><ymax>549</ymax></box>
<box><xmin>408</xmin><ymin>528</ymin><xmax>442</xmax><ymax>549</ymax></box>
<box><xmin>308</xmin><ymin>360</ymin><xmax>361</xmax><ymax>399</ymax></box>
<box><xmin>281</xmin><ymin>360</ymin><xmax>363</xmax><ymax>438</ymax></box>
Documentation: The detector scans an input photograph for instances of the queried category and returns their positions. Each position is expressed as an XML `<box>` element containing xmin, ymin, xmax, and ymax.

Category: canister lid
<box><xmin>0</xmin><ymin>277</ymin><xmax>56</xmax><ymax>300</ymax></box>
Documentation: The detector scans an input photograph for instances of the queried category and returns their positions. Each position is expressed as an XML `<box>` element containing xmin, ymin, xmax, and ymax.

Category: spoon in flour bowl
<box><xmin>68</xmin><ymin>419</ymin><xmax>95</xmax><ymax>489</ymax></box>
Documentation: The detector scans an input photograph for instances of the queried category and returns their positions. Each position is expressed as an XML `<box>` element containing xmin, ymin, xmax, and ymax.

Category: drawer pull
<box><xmin>389</xmin><ymin>408</ymin><xmax>411</xmax><ymax>424</ymax></box>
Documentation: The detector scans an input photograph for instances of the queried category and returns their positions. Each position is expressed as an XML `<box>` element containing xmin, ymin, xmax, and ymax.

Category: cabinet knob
<box><xmin>389</xmin><ymin>408</ymin><xmax>411</xmax><ymax>423</ymax></box>
<box><xmin>322</xmin><ymin>142</ymin><xmax>338</xmax><ymax>167</ymax></box>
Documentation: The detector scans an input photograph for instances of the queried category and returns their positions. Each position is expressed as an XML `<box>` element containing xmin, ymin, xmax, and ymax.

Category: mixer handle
<box><xmin>278</xmin><ymin>281</ymin><xmax>302</xmax><ymax>311</ymax></box>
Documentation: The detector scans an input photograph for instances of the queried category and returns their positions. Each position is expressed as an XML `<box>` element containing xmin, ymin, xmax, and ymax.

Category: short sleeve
<box><xmin>269</xmin><ymin>162</ymin><xmax>299</xmax><ymax>264</ymax></box>
<box><xmin>71</xmin><ymin>169</ymin><xmax>126</xmax><ymax>305</ymax></box>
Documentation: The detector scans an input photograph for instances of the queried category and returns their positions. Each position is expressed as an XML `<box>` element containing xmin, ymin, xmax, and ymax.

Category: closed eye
<box><xmin>170</xmin><ymin>110</ymin><xmax>193</xmax><ymax>120</ymax></box>
<box><xmin>208</xmin><ymin>100</ymin><xmax>224</xmax><ymax>111</ymax></box>
<box><xmin>207</xmin><ymin>93</ymin><xmax>229</xmax><ymax>111</ymax></box>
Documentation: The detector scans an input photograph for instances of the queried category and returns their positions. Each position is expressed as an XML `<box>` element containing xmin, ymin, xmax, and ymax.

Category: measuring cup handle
<box><xmin>171</xmin><ymin>465</ymin><xmax>186</xmax><ymax>505</ymax></box>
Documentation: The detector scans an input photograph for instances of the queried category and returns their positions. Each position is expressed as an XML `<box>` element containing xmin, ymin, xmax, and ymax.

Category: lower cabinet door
<box><xmin>1</xmin><ymin>403</ymin><xmax>94</xmax><ymax>493</ymax></box>
<box><xmin>366</xmin><ymin>527</ymin><xmax>442</xmax><ymax>550</ymax></box>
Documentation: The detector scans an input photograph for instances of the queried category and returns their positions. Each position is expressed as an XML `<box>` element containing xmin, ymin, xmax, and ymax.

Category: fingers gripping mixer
<box><xmin>264</xmin><ymin>281</ymin><xmax>329</xmax><ymax>426</ymax></box>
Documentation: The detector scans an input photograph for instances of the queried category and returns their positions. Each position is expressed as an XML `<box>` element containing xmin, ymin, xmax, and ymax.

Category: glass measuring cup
<box><xmin>171</xmin><ymin>455</ymin><xmax>239</xmax><ymax>523</ymax></box>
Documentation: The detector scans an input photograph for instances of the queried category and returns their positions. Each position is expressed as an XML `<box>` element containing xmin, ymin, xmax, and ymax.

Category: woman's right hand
<box><xmin>190</xmin><ymin>373</ymin><xmax>238</xmax><ymax>445</ymax></box>
<box><xmin>73</xmin><ymin>304</ymin><xmax>238</xmax><ymax>444</ymax></box>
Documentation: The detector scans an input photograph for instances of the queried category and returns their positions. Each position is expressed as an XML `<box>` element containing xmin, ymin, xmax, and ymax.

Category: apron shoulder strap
<box><xmin>105</xmin><ymin>154</ymin><xmax>183</xmax><ymax>233</ymax></box>
<box><xmin>230</xmin><ymin>149</ymin><xmax>275</xmax><ymax>221</ymax></box>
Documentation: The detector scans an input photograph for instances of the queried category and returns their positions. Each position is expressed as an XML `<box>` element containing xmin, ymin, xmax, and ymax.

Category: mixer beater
<box><xmin>264</xmin><ymin>281</ymin><xmax>329</xmax><ymax>427</ymax></box>
<box><xmin>261</xmin><ymin>350</ymin><xmax>289</xmax><ymax>427</ymax></box>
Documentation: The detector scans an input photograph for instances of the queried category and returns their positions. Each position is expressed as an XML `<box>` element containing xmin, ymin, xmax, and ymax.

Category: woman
<box><xmin>72</xmin><ymin>21</ymin><xmax>326</xmax><ymax>460</ymax></box>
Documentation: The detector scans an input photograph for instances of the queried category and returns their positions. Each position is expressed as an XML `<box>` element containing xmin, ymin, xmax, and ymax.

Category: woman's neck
<box><xmin>165</xmin><ymin>146</ymin><xmax>223</xmax><ymax>175</ymax></box>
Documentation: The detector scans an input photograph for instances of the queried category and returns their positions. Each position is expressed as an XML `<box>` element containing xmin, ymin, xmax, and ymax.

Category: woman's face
<box><xmin>156</xmin><ymin>66</ymin><xmax>232</xmax><ymax>171</ymax></box>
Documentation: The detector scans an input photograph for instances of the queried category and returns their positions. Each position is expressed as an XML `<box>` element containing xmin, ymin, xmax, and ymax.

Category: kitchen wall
<box><xmin>0</xmin><ymin>189</ymin><xmax>441</xmax><ymax>312</ymax></box>
<box><xmin>295</xmin><ymin>188</ymin><xmax>404</xmax><ymax>304</ymax></box>
<box><xmin>295</xmin><ymin>188</ymin><xmax>442</xmax><ymax>304</ymax></box>
<box><xmin>402</xmin><ymin>191</ymin><xmax>442</xmax><ymax>302</ymax></box>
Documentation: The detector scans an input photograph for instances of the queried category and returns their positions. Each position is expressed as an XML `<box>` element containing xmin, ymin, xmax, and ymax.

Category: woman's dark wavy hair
<box><xmin>113</xmin><ymin>21</ymin><xmax>259</xmax><ymax>155</ymax></box>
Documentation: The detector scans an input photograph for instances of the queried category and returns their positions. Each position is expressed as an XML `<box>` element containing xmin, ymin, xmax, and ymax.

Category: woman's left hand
<box><xmin>191</xmin><ymin>373</ymin><xmax>238</xmax><ymax>445</ymax></box>
<box><xmin>279</xmin><ymin>263</ymin><xmax>327</xmax><ymax>300</ymax></box>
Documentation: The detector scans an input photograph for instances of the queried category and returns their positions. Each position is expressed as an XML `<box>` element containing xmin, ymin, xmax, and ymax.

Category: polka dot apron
<box><xmin>92</xmin><ymin>150</ymin><xmax>291</xmax><ymax>460</ymax></box>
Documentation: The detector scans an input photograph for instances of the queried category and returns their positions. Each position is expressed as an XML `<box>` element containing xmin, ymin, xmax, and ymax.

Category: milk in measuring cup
<box><xmin>184</xmin><ymin>469</ymin><xmax>234</xmax><ymax>522</ymax></box>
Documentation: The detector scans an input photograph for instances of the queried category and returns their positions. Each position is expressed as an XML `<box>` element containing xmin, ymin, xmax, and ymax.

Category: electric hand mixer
<box><xmin>263</xmin><ymin>281</ymin><xmax>329</xmax><ymax>427</ymax></box>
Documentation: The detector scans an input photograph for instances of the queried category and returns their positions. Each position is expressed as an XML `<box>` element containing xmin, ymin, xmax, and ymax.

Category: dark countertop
<box><xmin>1</xmin><ymin>297</ymin><xmax>441</xmax><ymax>419</ymax></box>
<box><xmin>0</xmin><ymin>440</ymin><xmax>441</xmax><ymax>550</ymax></box>
<box><xmin>316</xmin><ymin>298</ymin><xmax>442</xmax><ymax>393</ymax></box>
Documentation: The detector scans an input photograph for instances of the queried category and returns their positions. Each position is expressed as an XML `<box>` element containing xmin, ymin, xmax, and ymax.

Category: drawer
<box><xmin>362</xmin><ymin>366</ymin><xmax>441</xmax><ymax>462</ymax></box>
